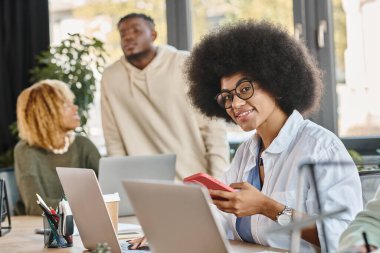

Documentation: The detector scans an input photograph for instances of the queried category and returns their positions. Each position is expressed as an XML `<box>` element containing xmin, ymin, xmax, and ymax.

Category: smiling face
<box><xmin>118</xmin><ymin>17</ymin><xmax>157</xmax><ymax>58</ymax></box>
<box><xmin>60</xmin><ymin>100</ymin><xmax>80</xmax><ymax>131</ymax></box>
<box><xmin>220</xmin><ymin>73</ymin><xmax>284</xmax><ymax>132</ymax></box>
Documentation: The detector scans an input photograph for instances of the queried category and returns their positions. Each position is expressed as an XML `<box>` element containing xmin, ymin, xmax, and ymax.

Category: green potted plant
<box><xmin>30</xmin><ymin>33</ymin><xmax>107</xmax><ymax>133</ymax></box>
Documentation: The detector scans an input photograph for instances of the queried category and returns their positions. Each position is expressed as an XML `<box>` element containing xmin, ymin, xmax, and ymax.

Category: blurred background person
<box><xmin>338</xmin><ymin>185</ymin><xmax>380</xmax><ymax>253</ymax></box>
<box><xmin>101</xmin><ymin>13</ymin><xmax>229</xmax><ymax>180</ymax></box>
<box><xmin>14</xmin><ymin>79</ymin><xmax>100</xmax><ymax>215</ymax></box>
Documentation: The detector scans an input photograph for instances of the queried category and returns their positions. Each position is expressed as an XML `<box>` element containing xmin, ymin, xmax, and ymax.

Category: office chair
<box><xmin>0</xmin><ymin>178</ymin><xmax>11</xmax><ymax>236</ymax></box>
<box><xmin>0</xmin><ymin>168</ymin><xmax>20</xmax><ymax>215</ymax></box>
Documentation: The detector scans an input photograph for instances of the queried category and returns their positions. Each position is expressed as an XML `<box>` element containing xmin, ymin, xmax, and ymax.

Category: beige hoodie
<box><xmin>101</xmin><ymin>45</ymin><xmax>230</xmax><ymax>180</ymax></box>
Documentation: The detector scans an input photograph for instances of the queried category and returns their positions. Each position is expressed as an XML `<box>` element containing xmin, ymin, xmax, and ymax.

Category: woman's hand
<box><xmin>209</xmin><ymin>182</ymin><xmax>274</xmax><ymax>218</ymax></box>
<box><xmin>127</xmin><ymin>236</ymin><xmax>148</xmax><ymax>250</ymax></box>
<box><xmin>209</xmin><ymin>182</ymin><xmax>263</xmax><ymax>217</ymax></box>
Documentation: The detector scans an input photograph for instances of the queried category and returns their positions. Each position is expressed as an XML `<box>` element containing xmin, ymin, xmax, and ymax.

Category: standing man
<box><xmin>101</xmin><ymin>13</ymin><xmax>229</xmax><ymax>180</ymax></box>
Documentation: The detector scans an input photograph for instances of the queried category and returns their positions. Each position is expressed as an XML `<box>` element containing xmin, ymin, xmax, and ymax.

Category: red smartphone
<box><xmin>183</xmin><ymin>172</ymin><xmax>235</xmax><ymax>192</ymax></box>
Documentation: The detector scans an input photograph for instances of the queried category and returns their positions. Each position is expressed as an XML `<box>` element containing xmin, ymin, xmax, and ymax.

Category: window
<box><xmin>48</xmin><ymin>0</ymin><xmax>380</xmax><ymax>155</ymax></box>
<box><xmin>50</xmin><ymin>0</ymin><xmax>167</xmax><ymax>62</ymax></box>
<box><xmin>191</xmin><ymin>0</ymin><xmax>293</xmax><ymax>45</ymax></box>
<box><xmin>333</xmin><ymin>0</ymin><xmax>380</xmax><ymax>137</ymax></box>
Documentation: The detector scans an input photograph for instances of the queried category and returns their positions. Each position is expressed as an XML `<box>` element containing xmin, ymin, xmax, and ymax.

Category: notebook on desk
<box><xmin>99</xmin><ymin>154</ymin><xmax>176</xmax><ymax>216</ymax></box>
<box><xmin>56</xmin><ymin>167</ymin><xmax>147</xmax><ymax>253</ymax></box>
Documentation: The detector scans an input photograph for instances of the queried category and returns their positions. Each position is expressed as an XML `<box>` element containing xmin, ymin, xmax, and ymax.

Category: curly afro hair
<box><xmin>186</xmin><ymin>20</ymin><xmax>323</xmax><ymax>122</ymax></box>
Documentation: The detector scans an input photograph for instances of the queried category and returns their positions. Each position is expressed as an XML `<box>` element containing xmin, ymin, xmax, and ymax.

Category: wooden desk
<box><xmin>0</xmin><ymin>216</ymin><xmax>286</xmax><ymax>253</ymax></box>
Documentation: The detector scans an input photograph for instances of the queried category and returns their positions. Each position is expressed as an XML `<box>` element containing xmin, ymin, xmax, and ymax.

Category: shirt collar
<box><xmin>249</xmin><ymin>110</ymin><xmax>304</xmax><ymax>155</ymax></box>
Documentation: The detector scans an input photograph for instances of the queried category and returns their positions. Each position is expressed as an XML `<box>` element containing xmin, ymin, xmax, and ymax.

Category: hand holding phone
<box><xmin>184</xmin><ymin>173</ymin><xmax>235</xmax><ymax>192</ymax></box>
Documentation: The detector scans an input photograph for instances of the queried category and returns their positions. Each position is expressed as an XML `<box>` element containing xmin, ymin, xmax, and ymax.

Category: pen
<box><xmin>36</xmin><ymin>194</ymin><xmax>50</xmax><ymax>212</ymax></box>
<box><xmin>45</xmin><ymin>215</ymin><xmax>65</xmax><ymax>247</ymax></box>
<box><xmin>50</xmin><ymin>208</ymin><xmax>60</xmax><ymax>223</ymax></box>
<box><xmin>36</xmin><ymin>201</ymin><xmax>58</xmax><ymax>229</ymax></box>
<box><xmin>362</xmin><ymin>231</ymin><xmax>371</xmax><ymax>253</ymax></box>
<box><xmin>36</xmin><ymin>200</ymin><xmax>51</xmax><ymax>215</ymax></box>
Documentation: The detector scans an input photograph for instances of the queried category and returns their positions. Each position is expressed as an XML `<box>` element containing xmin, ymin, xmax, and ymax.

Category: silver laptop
<box><xmin>56</xmin><ymin>167</ymin><xmax>147</xmax><ymax>253</ymax></box>
<box><xmin>123</xmin><ymin>180</ymin><xmax>232</xmax><ymax>253</ymax></box>
<box><xmin>99</xmin><ymin>154</ymin><xmax>176</xmax><ymax>216</ymax></box>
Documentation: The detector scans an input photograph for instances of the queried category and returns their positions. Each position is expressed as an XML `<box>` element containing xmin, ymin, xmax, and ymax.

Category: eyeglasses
<box><xmin>214</xmin><ymin>78</ymin><xmax>255</xmax><ymax>109</ymax></box>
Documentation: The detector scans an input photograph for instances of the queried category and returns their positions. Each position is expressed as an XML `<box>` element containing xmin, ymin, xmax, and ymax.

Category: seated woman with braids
<box><xmin>14</xmin><ymin>79</ymin><xmax>100</xmax><ymax>215</ymax></box>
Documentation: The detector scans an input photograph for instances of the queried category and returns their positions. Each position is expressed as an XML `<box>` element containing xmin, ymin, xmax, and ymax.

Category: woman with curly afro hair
<box><xmin>186</xmin><ymin>20</ymin><xmax>362</xmax><ymax>252</ymax></box>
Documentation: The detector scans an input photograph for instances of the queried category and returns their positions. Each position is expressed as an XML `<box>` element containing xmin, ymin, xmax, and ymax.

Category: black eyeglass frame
<box><xmin>214</xmin><ymin>78</ymin><xmax>255</xmax><ymax>109</ymax></box>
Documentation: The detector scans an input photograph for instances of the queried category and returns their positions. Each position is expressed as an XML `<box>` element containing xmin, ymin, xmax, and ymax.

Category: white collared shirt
<box><xmin>218</xmin><ymin>110</ymin><xmax>362</xmax><ymax>252</ymax></box>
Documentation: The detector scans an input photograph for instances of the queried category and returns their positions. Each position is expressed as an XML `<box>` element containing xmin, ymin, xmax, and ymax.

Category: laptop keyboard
<box><xmin>120</xmin><ymin>240</ymin><xmax>151</xmax><ymax>252</ymax></box>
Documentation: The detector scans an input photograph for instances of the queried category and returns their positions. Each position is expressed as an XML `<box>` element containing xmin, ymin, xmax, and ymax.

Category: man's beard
<box><xmin>126</xmin><ymin>48</ymin><xmax>151</xmax><ymax>62</ymax></box>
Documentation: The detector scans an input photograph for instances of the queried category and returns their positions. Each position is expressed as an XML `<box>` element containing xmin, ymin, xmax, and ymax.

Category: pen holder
<box><xmin>42</xmin><ymin>214</ymin><xmax>73</xmax><ymax>248</ymax></box>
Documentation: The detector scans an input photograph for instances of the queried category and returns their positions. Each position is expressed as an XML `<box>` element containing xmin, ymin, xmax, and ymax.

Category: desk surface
<box><xmin>1</xmin><ymin>216</ymin><xmax>286</xmax><ymax>253</ymax></box>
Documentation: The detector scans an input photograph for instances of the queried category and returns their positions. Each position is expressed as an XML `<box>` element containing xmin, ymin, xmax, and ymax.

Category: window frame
<box><xmin>166</xmin><ymin>0</ymin><xmax>379</xmax><ymax>155</ymax></box>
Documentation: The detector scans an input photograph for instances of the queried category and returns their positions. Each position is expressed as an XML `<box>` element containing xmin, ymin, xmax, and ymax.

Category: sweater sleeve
<box><xmin>83</xmin><ymin>137</ymin><xmax>101</xmax><ymax>177</ymax></box>
<box><xmin>14</xmin><ymin>143</ymin><xmax>59</xmax><ymax>215</ymax></box>
<box><xmin>338</xmin><ymin>187</ymin><xmax>380</xmax><ymax>252</ymax></box>
<box><xmin>195</xmin><ymin>112</ymin><xmax>230</xmax><ymax>179</ymax></box>
<box><xmin>101</xmin><ymin>73</ymin><xmax>127</xmax><ymax>156</ymax></box>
